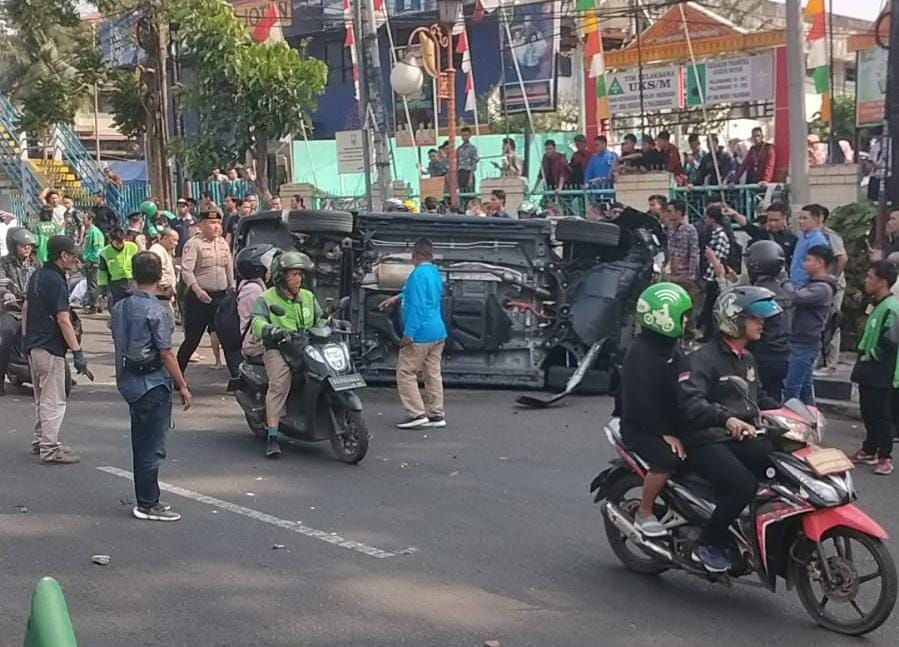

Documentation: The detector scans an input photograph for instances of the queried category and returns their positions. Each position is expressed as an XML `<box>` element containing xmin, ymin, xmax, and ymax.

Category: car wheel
<box><xmin>286</xmin><ymin>210</ymin><xmax>354</xmax><ymax>234</ymax></box>
<box><xmin>555</xmin><ymin>218</ymin><xmax>620</xmax><ymax>246</ymax></box>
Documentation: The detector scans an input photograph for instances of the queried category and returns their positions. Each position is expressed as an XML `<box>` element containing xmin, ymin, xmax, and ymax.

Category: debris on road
<box><xmin>14</xmin><ymin>504</ymin><xmax>27</xmax><ymax>513</ymax></box>
<box><xmin>399</xmin><ymin>546</ymin><xmax>418</xmax><ymax>555</ymax></box>
<box><xmin>91</xmin><ymin>555</ymin><xmax>111</xmax><ymax>566</ymax></box>
<box><xmin>272</xmin><ymin>544</ymin><xmax>286</xmax><ymax>550</ymax></box>
<box><xmin>246</xmin><ymin>492</ymin><xmax>255</xmax><ymax>497</ymax></box>
<box><xmin>484</xmin><ymin>640</ymin><xmax>501</xmax><ymax>647</ymax></box>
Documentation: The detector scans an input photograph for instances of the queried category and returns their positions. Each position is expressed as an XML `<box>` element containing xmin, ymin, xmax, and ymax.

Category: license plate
<box><xmin>329</xmin><ymin>374</ymin><xmax>366</xmax><ymax>391</ymax></box>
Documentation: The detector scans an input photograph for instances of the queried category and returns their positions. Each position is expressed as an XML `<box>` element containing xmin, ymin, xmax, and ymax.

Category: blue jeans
<box><xmin>130</xmin><ymin>385</ymin><xmax>172</xmax><ymax>508</ymax></box>
<box><xmin>783</xmin><ymin>343</ymin><xmax>819</xmax><ymax>405</ymax></box>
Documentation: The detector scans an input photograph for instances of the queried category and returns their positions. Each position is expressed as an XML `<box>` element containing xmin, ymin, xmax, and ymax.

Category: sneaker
<box><xmin>396</xmin><ymin>415</ymin><xmax>429</xmax><ymax>429</ymax></box>
<box><xmin>850</xmin><ymin>449</ymin><xmax>878</xmax><ymax>465</ymax></box>
<box><xmin>41</xmin><ymin>449</ymin><xmax>80</xmax><ymax>464</ymax></box>
<box><xmin>424</xmin><ymin>415</ymin><xmax>446</xmax><ymax>428</ymax></box>
<box><xmin>266</xmin><ymin>436</ymin><xmax>282</xmax><ymax>458</ymax></box>
<box><xmin>31</xmin><ymin>444</ymin><xmax>39</xmax><ymax>455</ymax></box>
<box><xmin>691</xmin><ymin>543</ymin><xmax>731</xmax><ymax>573</ymax></box>
<box><xmin>634</xmin><ymin>513</ymin><xmax>667</xmax><ymax>538</ymax></box>
<box><xmin>874</xmin><ymin>458</ymin><xmax>894</xmax><ymax>476</ymax></box>
<box><xmin>133</xmin><ymin>504</ymin><xmax>181</xmax><ymax>522</ymax></box>
<box><xmin>813</xmin><ymin>366</ymin><xmax>837</xmax><ymax>378</ymax></box>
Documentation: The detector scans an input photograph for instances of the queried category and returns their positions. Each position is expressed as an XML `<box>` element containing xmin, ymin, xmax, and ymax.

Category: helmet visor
<box><xmin>744</xmin><ymin>298</ymin><xmax>782</xmax><ymax>320</ymax></box>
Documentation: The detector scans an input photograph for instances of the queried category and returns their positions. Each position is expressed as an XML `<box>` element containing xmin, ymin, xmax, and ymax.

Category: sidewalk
<box><xmin>813</xmin><ymin>353</ymin><xmax>859</xmax><ymax>419</ymax></box>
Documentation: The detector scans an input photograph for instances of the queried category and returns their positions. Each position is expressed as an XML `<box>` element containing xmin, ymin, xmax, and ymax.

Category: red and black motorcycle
<box><xmin>591</xmin><ymin>380</ymin><xmax>897</xmax><ymax>636</ymax></box>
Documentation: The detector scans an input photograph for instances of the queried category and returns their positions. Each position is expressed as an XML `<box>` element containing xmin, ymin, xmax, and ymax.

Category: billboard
<box><xmin>606</xmin><ymin>65</ymin><xmax>682</xmax><ymax>115</ymax></box>
<box><xmin>501</xmin><ymin>0</ymin><xmax>561</xmax><ymax>114</ymax></box>
<box><xmin>856</xmin><ymin>46</ymin><xmax>887</xmax><ymax>127</ymax></box>
<box><xmin>685</xmin><ymin>52</ymin><xmax>773</xmax><ymax>107</ymax></box>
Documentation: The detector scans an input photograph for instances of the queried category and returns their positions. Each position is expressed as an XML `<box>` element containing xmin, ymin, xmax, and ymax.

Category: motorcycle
<box><xmin>1</xmin><ymin>299</ymin><xmax>83</xmax><ymax>397</ymax></box>
<box><xmin>235</xmin><ymin>302</ymin><xmax>369</xmax><ymax>463</ymax></box>
<box><xmin>591</xmin><ymin>377</ymin><xmax>897</xmax><ymax>636</ymax></box>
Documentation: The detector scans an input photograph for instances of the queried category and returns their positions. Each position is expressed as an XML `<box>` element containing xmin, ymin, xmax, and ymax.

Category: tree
<box><xmin>808</xmin><ymin>95</ymin><xmax>856</xmax><ymax>142</ymax></box>
<box><xmin>169</xmin><ymin>0</ymin><xmax>327</xmax><ymax>198</ymax></box>
<box><xmin>0</xmin><ymin>0</ymin><xmax>103</xmax><ymax>142</ymax></box>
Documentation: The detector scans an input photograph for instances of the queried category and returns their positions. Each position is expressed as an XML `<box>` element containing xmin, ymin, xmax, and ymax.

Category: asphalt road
<box><xmin>2</xmin><ymin>316</ymin><xmax>899</xmax><ymax>646</ymax></box>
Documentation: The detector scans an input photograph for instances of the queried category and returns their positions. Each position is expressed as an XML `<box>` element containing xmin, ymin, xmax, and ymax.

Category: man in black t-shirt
<box><xmin>23</xmin><ymin>236</ymin><xmax>89</xmax><ymax>463</ymax></box>
<box><xmin>91</xmin><ymin>191</ymin><xmax>118</xmax><ymax>236</ymax></box>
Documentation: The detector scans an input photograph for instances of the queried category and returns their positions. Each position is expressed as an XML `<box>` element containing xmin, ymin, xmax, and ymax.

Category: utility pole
<box><xmin>786</xmin><ymin>0</ymin><xmax>809</xmax><ymax>205</ymax></box>
<box><xmin>356</xmin><ymin>0</ymin><xmax>391</xmax><ymax>210</ymax></box>
<box><xmin>874</xmin><ymin>0</ymin><xmax>899</xmax><ymax>248</ymax></box>
<box><xmin>140</xmin><ymin>2</ymin><xmax>173</xmax><ymax>207</ymax></box>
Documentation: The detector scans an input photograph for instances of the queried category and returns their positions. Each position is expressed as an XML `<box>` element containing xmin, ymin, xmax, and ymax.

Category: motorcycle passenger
<box><xmin>0</xmin><ymin>227</ymin><xmax>39</xmax><ymax>395</ymax></box>
<box><xmin>620</xmin><ymin>282</ymin><xmax>692</xmax><ymax>537</ymax></box>
<box><xmin>678</xmin><ymin>287</ymin><xmax>781</xmax><ymax>573</ymax></box>
<box><xmin>235</xmin><ymin>244</ymin><xmax>277</xmax><ymax>363</ymax></box>
<box><xmin>745</xmin><ymin>240</ymin><xmax>793</xmax><ymax>401</ymax></box>
<box><xmin>99</xmin><ymin>227</ymin><xmax>140</xmax><ymax>309</ymax></box>
<box><xmin>250</xmin><ymin>251</ymin><xmax>324</xmax><ymax>458</ymax></box>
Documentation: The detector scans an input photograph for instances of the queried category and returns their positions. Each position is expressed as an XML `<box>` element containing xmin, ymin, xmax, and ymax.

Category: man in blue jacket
<box><xmin>379</xmin><ymin>238</ymin><xmax>447</xmax><ymax>429</ymax></box>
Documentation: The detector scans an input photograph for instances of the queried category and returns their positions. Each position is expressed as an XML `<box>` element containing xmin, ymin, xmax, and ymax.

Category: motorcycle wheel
<box><xmin>329</xmin><ymin>410</ymin><xmax>369</xmax><ymax>464</ymax></box>
<box><xmin>603</xmin><ymin>472</ymin><xmax>670</xmax><ymax>575</ymax></box>
<box><xmin>796</xmin><ymin>527</ymin><xmax>898</xmax><ymax>636</ymax></box>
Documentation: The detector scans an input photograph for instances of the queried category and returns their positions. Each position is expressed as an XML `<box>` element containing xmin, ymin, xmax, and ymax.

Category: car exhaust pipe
<box><xmin>603</xmin><ymin>501</ymin><xmax>673</xmax><ymax>562</ymax></box>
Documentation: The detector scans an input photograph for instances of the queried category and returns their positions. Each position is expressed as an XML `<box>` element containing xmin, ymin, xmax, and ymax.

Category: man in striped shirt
<box><xmin>699</xmin><ymin>206</ymin><xmax>731</xmax><ymax>339</ymax></box>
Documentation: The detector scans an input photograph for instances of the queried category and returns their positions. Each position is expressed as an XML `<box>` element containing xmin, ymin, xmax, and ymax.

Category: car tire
<box><xmin>286</xmin><ymin>210</ymin><xmax>354</xmax><ymax>234</ymax></box>
<box><xmin>545</xmin><ymin>365</ymin><xmax>611</xmax><ymax>394</ymax></box>
<box><xmin>555</xmin><ymin>218</ymin><xmax>620</xmax><ymax>247</ymax></box>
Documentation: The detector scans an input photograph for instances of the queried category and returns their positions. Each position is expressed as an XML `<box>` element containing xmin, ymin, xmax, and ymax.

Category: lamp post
<box><xmin>390</xmin><ymin>0</ymin><xmax>462</xmax><ymax>208</ymax></box>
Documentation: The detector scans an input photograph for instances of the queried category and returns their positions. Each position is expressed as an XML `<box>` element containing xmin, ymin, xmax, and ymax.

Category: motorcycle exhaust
<box><xmin>603</xmin><ymin>502</ymin><xmax>673</xmax><ymax>562</ymax></box>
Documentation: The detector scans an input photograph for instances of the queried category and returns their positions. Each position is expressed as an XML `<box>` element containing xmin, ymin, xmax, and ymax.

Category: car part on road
<box><xmin>516</xmin><ymin>340</ymin><xmax>606</xmax><ymax>408</ymax></box>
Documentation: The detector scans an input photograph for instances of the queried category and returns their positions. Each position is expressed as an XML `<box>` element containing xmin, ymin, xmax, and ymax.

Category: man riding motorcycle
<box><xmin>0</xmin><ymin>227</ymin><xmax>39</xmax><ymax>395</ymax></box>
<box><xmin>619</xmin><ymin>282</ymin><xmax>692</xmax><ymax>537</ymax></box>
<box><xmin>250</xmin><ymin>251</ymin><xmax>324</xmax><ymax>458</ymax></box>
<box><xmin>678</xmin><ymin>286</ymin><xmax>782</xmax><ymax>573</ymax></box>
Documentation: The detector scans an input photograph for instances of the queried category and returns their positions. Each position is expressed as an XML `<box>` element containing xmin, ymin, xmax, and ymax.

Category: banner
<box><xmin>856</xmin><ymin>46</ymin><xmax>887</xmax><ymax>127</ymax></box>
<box><xmin>606</xmin><ymin>65</ymin><xmax>682</xmax><ymax>115</ymax></box>
<box><xmin>685</xmin><ymin>52</ymin><xmax>774</xmax><ymax>107</ymax></box>
<box><xmin>501</xmin><ymin>0</ymin><xmax>561</xmax><ymax>114</ymax></box>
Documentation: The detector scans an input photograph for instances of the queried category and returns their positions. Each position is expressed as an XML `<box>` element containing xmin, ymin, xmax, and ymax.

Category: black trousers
<box><xmin>699</xmin><ymin>280</ymin><xmax>719</xmax><ymax>339</ymax></box>
<box><xmin>756</xmin><ymin>356</ymin><xmax>788</xmax><ymax>403</ymax></box>
<box><xmin>687</xmin><ymin>438</ymin><xmax>773</xmax><ymax>545</ymax></box>
<box><xmin>457</xmin><ymin>169</ymin><xmax>474</xmax><ymax>193</ymax></box>
<box><xmin>177</xmin><ymin>290</ymin><xmax>241</xmax><ymax>377</ymax></box>
<box><xmin>0</xmin><ymin>310</ymin><xmax>20</xmax><ymax>382</ymax></box>
<box><xmin>860</xmin><ymin>385</ymin><xmax>897</xmax><ymax>460</ymax></box>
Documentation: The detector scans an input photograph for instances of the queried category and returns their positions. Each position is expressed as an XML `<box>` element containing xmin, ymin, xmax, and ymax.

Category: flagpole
<box><xmin>827</xmin><ymin>0</ymin><xmax>835</xmax><ymax>163</ymax></box>
<box><xmin>498</xmin><ymin>15</ymin><xmax>510</xmax><ymax>141</ymax></box>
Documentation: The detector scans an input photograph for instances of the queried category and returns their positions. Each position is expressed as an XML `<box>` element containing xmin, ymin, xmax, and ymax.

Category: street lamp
<box><xmin>390</xmin><ymin>0</ymin><xmax>463</xmax><ymax>208</ymax></box>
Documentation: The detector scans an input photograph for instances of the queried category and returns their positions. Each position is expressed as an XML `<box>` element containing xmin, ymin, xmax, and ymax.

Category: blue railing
<box><xmin>53</xmin><ymin>123</ymin><xmax>126</xmax><ymax>216</ymax></box>
<box><xmin>0</xmin><ymin>95</ymin><xmax>44</xmax><ymax>217</ymax></box>
<box><xmin>671</xmin><ymin>184</ymin><xmax>777</xmax><ymax>222</ymax></box>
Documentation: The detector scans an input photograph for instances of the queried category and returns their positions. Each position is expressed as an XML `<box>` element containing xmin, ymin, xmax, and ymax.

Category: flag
<box><xmin>454</xmin><ymin>16</ymin><xmax>478</xmax><ymax>123</ymax></box>
<box><xmin>372</xmin><ymin>0</ymin><xmax>387</xmax><ymax>29</ymax></box>
<box><xmin>343</xmin><ymin>0</ymin><xmax>360</xmax><ymax>101</ymax></box>
<box><xmin>804</xmin><ymin>0</ymin><xmax>829</xmax><ymax>123</ymax></box>
<box><xmin>576</xmin><ymin>0</ymin><xmax>608</xmax><ymax>120</ymax></box>
<box><xmin>250</xmin><ymin>3</ymin><xmax>284</xmax><ymax>43</ymax></box>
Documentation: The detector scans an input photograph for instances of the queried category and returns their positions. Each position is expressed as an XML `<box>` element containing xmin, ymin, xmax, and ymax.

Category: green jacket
<box><xmin>33</xmin><ymin>221</ymin><xmax>62</xmax><ymax>264</ymax></box>
<box><xmin>81</xmin><ymin>225</ymin><xmax>106</xmax><ymax>264</ymax></box>
<box><xmin>251</xmin><ymin>286</ymin><xmax>323</xmax><ymax>340</ymax></box>
<box><xmin>98</xmin><ymin>241</ymin><xmax>139</xmax><ymax>286</ymax></box>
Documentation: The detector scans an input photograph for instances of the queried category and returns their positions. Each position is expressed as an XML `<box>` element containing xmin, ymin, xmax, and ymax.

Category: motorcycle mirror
<box><xmin>784</xmin><ymin>398</ymin><xmax>816</xmax><ymax>425</ymax></box>
<box><xmin>269</xmin><ymin>304</ymin><xmax>287</xmax><ymax>317</ymax></box>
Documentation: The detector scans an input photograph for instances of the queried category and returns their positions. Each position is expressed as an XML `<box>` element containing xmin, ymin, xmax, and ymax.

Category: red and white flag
<box><xmin>454</xmin><ymin>19</ymin><xmax>477</xmax><ymax>114</ymax></box>
<box><xmin>343</xmin><ymin>0</ymin><xmax>360</xmax><ymax>100</ymax></box>
<box><xmin>251</xmin><ymin>2</ymin><xmax>284</xmax><ymax>44</ymax></box>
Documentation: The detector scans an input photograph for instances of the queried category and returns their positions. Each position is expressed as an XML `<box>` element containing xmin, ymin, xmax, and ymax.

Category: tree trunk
<box><xmin>252</xmin><ymin>139</ymin><xmax>273</xmax><ymax>206</ymax></box>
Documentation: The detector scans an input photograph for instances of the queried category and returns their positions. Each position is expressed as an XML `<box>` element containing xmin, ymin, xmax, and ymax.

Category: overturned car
<box><xmin>234</xmin><ymin>208</ymin><xmax>662</xmax><ymax>392</ymax></box>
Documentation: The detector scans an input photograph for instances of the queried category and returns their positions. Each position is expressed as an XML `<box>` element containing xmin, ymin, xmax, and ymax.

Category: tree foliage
<box><xmin>808</xmin><ymin>95</ymin><xmax>856</xmax><ymax>142</ymax></box>
<box><xmin>108</xmin><ymin>69</ymin><xmax>148</xmax><ymax>140</ymax></box>
<box><xmin>0</xmin><ymin>0</ymin><xmax>104</xmax><ymax>139</ymax></box>
<box><xmin>169</xmin><ymin>0</ymin><xmax>327</xmax><ymax>193</ymax></box>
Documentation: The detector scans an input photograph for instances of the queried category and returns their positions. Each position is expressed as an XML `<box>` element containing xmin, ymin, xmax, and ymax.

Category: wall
<box><xmin>807</xmin><ymin>164</ymin><xmax>860</xmax><ymax>211</ymax></box>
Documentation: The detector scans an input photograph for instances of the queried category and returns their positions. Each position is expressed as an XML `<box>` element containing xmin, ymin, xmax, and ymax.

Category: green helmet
<box><xmin>139</xmin><ymin>200</ymin><xmax>158</xmax><ymax>218</ymax></box>
<box><xmin>271</xmin><ymin>250</ymin><xmax>314</xmax><ymax>287</ymax></box>
<box><xmin>635</xmin><ymin>282</ymin><xmax>693</xmax><ymax>338</ymax></box>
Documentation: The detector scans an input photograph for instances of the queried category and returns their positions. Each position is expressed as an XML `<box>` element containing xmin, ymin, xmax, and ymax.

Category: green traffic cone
<box><xmin>23</xmin><ymin>577</ymin><xmax>78</xmax><ymax>647</ymax></box>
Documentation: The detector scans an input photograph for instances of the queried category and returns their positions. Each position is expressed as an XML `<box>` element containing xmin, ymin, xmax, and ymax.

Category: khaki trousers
<box><xmin>29</xmin><ymin>348</ymin><xmax>67</xmax><ymax>458</ymax></box>
<box><xmin>263</xmin><ymin>349</ymin><xmax>292</xmax><ymax>429</ymax></box>
<box><xmin>396</xmin><ymin>341</ymin><xmax>445</xmax><ymax>418</ymax></box>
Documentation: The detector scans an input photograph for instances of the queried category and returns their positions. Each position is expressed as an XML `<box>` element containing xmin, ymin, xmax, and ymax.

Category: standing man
<box><xmin>111</xmin><ymin>251</ymin><xmax>191</xmax><ymax>521</ymax></box>
<box><xmin>61</xmin><ymin>195</ymin><xmax>84</xmax><ymax>245</ymax></box>
<box><xmin>819</xmin><ymin>206</ymin><xmax>848</xmax><ymax>374</ymax></box>
<box><xmin>0</xmin><ymin>227</ymin><xmax>38</xmax><ymax>395</ymax></box>
<box><xmin>568</xmin><ymin>134</ymin><xmax>592</xmax><ymax>187</ymax></box>
<box><xmin>730</xmin><ymin>127</ymin><xmax>776</xmax><ymax>185</ymax></box>
<box><xmin>654</xmin><ymin>131</ymin><xmax>685</xmax><ymax>182</ymax></box>
<box><xmin>783</xmin><ymin>246</ymin><xmax>837</xmax><ymax>405</ymax></box>
<box><xmin>225</xmin><ymin>198</ymin><xmax>253</xmax><ymax>248</ymax></box>
<box><xmin>221</xmin><ymin>195</ymin><xmax>239</xmax><ymax>235</ymax></box>
<box><xmin>585</xmin><ymin>135</ymin><xmax>618</xmax><ymax>190</ymax></box>
<box><xmin>91</xmin><ymin>190</ymin><xmax>118</xmax><ymax>236</ymax></box>
<box><xmin>696</xmin><ymin>134</ymin><xmax>734</xmax><ymax>186</ymax></box>
<box><xmin>80</xmin><ymin>212</ymin><xmax>106</xmax><ymax>314</ymax></box>
<box><xmin>379</xmin><ymin>238</ymin><xmax>447</xmax><ymax>429</ymax></box>
<box><xmin>177</xmin><ymin>209</ymin><xmax>234</xmax><ymax>372</ymax></box>
<box><xmin>487</xmin><ymin>190</ymin><xmax>511</xmax><ymax>218</ymax></box>
<box><xmin>456</xmin><ymin>127</ymin><xmax>479</xmax><ymax>193</ymax></box>
<box><xmin>850</xmin><ymin>261</ymin><xmax>899</xmax><ymax>475</ymax></box>
<box><xmin>23</xmin><ymin>236</ymin><xmax>88</xmax><ymax>463</ymax></box>
<box><xmin>172</xmin><ymin>198</ymin><xmax>195</xmax><ymax>258</ymax></box>
<box><xmin>699</xmin><ymin>206</ymin><xmax>731</xmax><ymax>339</ymax></box>
<box><xmin>149</xmin><ymin>228</ymin><xmax>179</xmax><ymax>317</ymax></box>
<box><xmin>664</xmin><ymin>200</ymin><xmax>700</xmax><ymax>306</ymax></box>
<box><xmin>540</xmin><ymin>140</ymin><xmax>569</xmax><ymax>193</ymax></box>
<box><xmin>789</xmin><ymin>204</ymin><xmax>830</xmax><ymax>286</ymax></box>
<box><xmin>727</xmin><ymin>203</ymin><xmax>797</xmax><ymax>266</ymax></box>
<box><xmin>98</xmin><ymin>228</ymin><xmax>139</xmax><ymax>309</ymax></box>
<box><xmin>40</xmin><ymin>188</ymin><xmax>67</xmax><ymax>230</ymax></box>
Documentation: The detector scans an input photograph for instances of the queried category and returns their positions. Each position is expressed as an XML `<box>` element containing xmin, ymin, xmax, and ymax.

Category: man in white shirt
<box><xmin>0</xmin><ymin>211</ymin><xmax>18</xmax><ymax>257</ymax></box>
<box><xmin>40</xmin><ymin>188</ymin><xmax>67</xmax><ymax>230</ymax></box>
<box><xmin>149</xmin><ymin>228</ymin><xmax>179</xmax><ymax>319</ymax></box>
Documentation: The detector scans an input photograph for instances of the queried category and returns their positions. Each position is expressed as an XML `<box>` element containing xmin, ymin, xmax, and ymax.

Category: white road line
<box><xmin>97</xmin><ymin>466</ymin><xmax>396</xmax><ymax>559</ymax></box>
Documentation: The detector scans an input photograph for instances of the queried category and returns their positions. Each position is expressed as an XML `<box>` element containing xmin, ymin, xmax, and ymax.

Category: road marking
<box><xmin>97</xmin><ymin>466</ymin><xmax>397</xmax><ymax>559</ymax></box>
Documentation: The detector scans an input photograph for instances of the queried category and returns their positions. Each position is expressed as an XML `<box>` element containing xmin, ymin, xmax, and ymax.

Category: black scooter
<box><xmin>2</xmin><ymin>300</ymin><xmax>83</xmax><ymax>397</ymax></box>
<box><xmin>234</xmin><ymin>303</ymin><xmax>369</xmax><ymax>463</ymax></box>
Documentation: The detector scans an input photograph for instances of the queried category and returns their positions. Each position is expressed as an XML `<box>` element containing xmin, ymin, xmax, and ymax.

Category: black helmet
<box><xmin>714</xmin><ymin>286</ymin><xmax>783</xmax><ymax>338</ymax></box>
<box><xmin>746</xmin><ymin>240</ymin><xmax>785</xmax><ymax>278</ymax></box>
<box><xmin>235</xmin><ymin>244</ymin><xmax>278</xmax><ymax>280</ymax></box>
<box><xmin>6</xmin><ymin>227</ymin><xmax>36</xmax><ymax>254</ymax></box>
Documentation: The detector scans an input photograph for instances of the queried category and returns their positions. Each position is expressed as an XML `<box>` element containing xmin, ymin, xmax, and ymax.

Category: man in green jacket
<box><xmin>80</xmin><ymin>212</ymin><xmax>106</xmax><ymax>313</ymax></box>
<box><xmin>98</xmin><ymin>227</ymin><xmax>139</xmax><ymax>308</ymax></box>
<box><xmin>251</xmin><ymin>250</ymin><xmax>323</xmax><ymax>457</ymax></box>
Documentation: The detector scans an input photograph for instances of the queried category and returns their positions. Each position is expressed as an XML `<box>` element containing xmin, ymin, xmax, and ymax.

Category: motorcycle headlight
<box><xmin>322</xmin><ymin>344</ymin><xmax>347</xmax><ymax>371</ymax></box>
<box><xmin>778</xmin><ymin>460</ymin><xmax>842</xmax><ymax>506</ymax></box>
